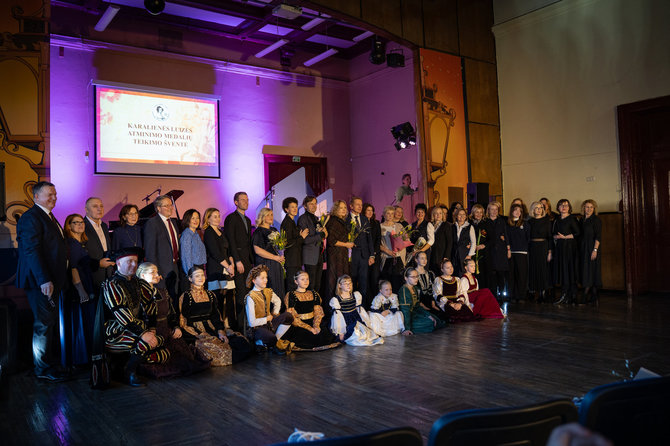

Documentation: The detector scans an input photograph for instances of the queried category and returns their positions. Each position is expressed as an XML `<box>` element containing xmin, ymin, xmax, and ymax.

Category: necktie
<box><xmin>49</xmin><ymin>212</ymin><xmax>64</xmax><ymax>237</ymax></box>
<box><xmin>167</xmin><ymin>219</ymin><xmax>179</xmax><ymax>262</ymax></box>
<box><xmin>355</xmin><ymin>215</ymin><xmax>360</xmax><ymax>229</ymax></box>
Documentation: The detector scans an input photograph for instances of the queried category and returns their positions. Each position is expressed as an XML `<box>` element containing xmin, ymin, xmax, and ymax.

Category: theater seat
<box><xmin>579</xmin><ymin>376</ymin><xmax>670</xmax><ymax>445</ymax></box>
<box><xmin>427</xmin><ymin>399</ymin><xmax>577</xmax><ymax>446</ymax></box>
<box><xmin>270</xmin><ymin>426</ymin><xmax>423</xmax><ymax>446</ymax></box>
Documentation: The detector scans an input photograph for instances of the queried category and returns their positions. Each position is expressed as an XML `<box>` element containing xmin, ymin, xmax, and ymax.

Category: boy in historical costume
<box><xmin>102</xmin><ymin>247</ymin><xmax>169</xmax><ymax>386</ymax></box>
<box><xmin>244</xmin><ymin>264</ymin><xmax>295</xmax><ymax>354</ymax></box>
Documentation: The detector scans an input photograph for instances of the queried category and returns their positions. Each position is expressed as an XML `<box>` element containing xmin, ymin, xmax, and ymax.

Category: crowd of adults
<box><xmin>15</xmin><ymin>181</ymin><xmax>602</xmax><ymax>386</ymax></box>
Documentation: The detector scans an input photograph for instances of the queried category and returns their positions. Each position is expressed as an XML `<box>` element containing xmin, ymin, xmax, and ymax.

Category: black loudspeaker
<box><xmin>0</xmin><ymin>163</ymin><xmax>5</xmax><ymax>221</ymax></box>
<box><xmin>467</xmin><ymin>182</ymin><xmax>489</xmax><ymax>210</ymax></box>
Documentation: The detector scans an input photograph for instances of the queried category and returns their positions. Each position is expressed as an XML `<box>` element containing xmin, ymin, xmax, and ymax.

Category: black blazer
<box><xmin>143</xmin><ymin>214</ymin><xmax>180</xmax><ymax>279</ymax></box>
<box><xmin>345</xmin><ymin>213</ymin><xmax>374</xmax><ymax>259</ymax></box>
<box><xmin>281</xmin><ymin>214</ymin><xmax>303</xmax><ymax>267</ymax></box>
<box><xmin>84</xmin><ymin>217</ymin><xmax>113</xmax><ymax>289</ymax></box>
<box><xmin>15</xmin><ymin>205</ymin><xmax>68</xmax><ymax>291</ymax></box>
<box><xmin>430</xmin><ymin>221</ymin><xmax>454</xmax><ymax>269</ymax></box>
<box><xmin>223</xmin><ymin>210</ymin><xmax>253</xmax><ymax>266</ymax></box>
<box><xmin>298</xmin><ymin>212</ymin><xmax>322</xmax><ymax>266</ymax></box>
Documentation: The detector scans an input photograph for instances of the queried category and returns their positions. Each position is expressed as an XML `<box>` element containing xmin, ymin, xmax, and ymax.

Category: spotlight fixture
<box><xmin>144</xmin><ymin>0</ymin><xmax>165</xmax><ymax>15</ymax></box>
<box><xmin>280</xmin><ymin>48</ymin><xmax>294</xmax><ymax>67</ymax></box>
<box><xmin>369</xmin><ymin>36</ymin><xmax>386</xmax><ymax>65</ymax></box>
<box><xmin>391</xmin><ymin>122</ymin><xmax>417</xmax><ymax>151</ymax></box>
<box><xmin>386</xmin><ymin>49</ymin><xmax>405</xmax><ymax>68</ymax></box>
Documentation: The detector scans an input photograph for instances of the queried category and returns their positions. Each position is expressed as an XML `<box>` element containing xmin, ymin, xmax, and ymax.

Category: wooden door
<box><xmin>263</xmin><ymin>155</ymin><xmax>328</xmax><ymax>197</ymax></box>
<box><xmin>618</xmin><ymin>95</ymin><xmax>670</xmax><ymax>295</ymax></box>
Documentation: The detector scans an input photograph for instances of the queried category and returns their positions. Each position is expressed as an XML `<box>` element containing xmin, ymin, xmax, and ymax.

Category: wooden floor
<box><xmin>2</xmin><ymin>293</ymin><xmax>669</xmax><ymax>446</ymax></box>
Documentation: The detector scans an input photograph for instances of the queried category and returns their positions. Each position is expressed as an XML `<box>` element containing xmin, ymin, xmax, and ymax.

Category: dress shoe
<box><xmin>553</xmin><ymin>294</ymin><xmax>569</xmax><ymax>305</ymax></box>
<box><xmin>270</xmin><ymin>347</ymin><xmax>287</xmax><ymax>356</ymax></box>
<box><xmin>36</xmin><ymin>371</ymin><xmax>67</xmax><ymax>383</ymax></box>
<box><xmin>125</xmin><ymin>372</ymin><xmax>146</xmax><ymax>387</ymax></box>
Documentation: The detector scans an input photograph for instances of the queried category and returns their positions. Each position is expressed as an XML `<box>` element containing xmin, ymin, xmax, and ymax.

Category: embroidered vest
<box><xmin>249</xmin><ymin>289</ymin><xmax>273</xmax><ymax>319</ymax></box>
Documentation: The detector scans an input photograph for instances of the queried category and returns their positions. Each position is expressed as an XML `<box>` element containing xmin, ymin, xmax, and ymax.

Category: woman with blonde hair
<box><xmin>527</xmin><ymin>201</ymin><xmax>552</xmax><ymax>301</ymax></box>
<box><xmin>579</xmin><ymin>199</ymin><xmax>602</xmax><ymax>303</ymax></box>
<box><xmin>329</xmin><ymin>275</ymin><xmax>383</xmax><ymax>345</ymax></box>
<box><xmin>202</xmin><ymin>207</ymin><xmax>236</xmax><ymax>327</ymax></box>
<box><xmin>379</xmin><ymin>205</ymin><xmax>406</xmax><ymax>292</ymax></box>
<box><xmin>469</xmin><ymin>203</ymin><xmax>489</xmax><ymax>286</ymax></box>
<box><xmin>251</xmin><ymin>207</ymin><xmax>285</xmax><ymax>302</ymax></box>
<box><xmin>429</xmin><ymin>206</ymin><xmax>453</xmax><ymax>276</ymax></box>
<box><xmin>325</xmin><ymin>200</ymin><xmax>353</xmax><ymax>297</ymax></box>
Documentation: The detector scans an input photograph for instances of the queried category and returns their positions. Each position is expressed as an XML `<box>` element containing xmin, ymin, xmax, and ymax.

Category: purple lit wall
<box><xmin>49</xmin><ymin>37</ymin><xmax>353</xmax><ymax>223</ymax></box>
<box><xmin>349</xmin><ymin>51</ymin><xmax>420</xmax><ymax>219</ymax></box>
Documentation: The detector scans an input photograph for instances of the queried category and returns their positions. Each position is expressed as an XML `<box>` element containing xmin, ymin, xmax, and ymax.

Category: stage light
<box><xmin>144</xmin><ymin>0</ymin><xmax>165</xmax><ymax>15</ymax></box>
<box><xmin>303</xmin><ymin>48</ymin><xmax>338</xmax><ymax>67</ymax></box>
<box><xmin>369</xmin><ymin>36</ymin><xmax>385</xmax><ymax>65</ymax></box>
<box><xmin>255</xmin><ymin>39</ymin><xmax>289</xmax><ymax>59</ymax></box>
<box><xmin>280</xmin><ymin>48</ymin><xmax>294</xmax><ymax>67</ymax></box>
<box><xmin>94</xmin><ymin>5</ymin><xmax>120</xmax><ymax>32</ymax></box>
<box><xmin>391</xmin><ymin>122</ymin><xmax>416</xmax><ymax>151</ymax></box>
<box><xmin>386</xmin><ymin>49</ymin><xmax>405</xmax><ymax>68</ymax></box>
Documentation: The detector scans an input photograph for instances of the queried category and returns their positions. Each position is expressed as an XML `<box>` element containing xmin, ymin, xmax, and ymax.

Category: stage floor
<box><xmin>2</xmin><ymin>293</ymin><xmax>669</xmax><ymax>445</ymax></box>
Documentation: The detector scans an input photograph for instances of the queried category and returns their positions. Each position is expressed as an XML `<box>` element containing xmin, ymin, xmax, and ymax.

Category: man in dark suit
<box><xmin>143</xmin><ymin>195</ymin><xmax>181</xmax><ymax>303</ymax></box>
<box><xmin>281</xmin><ymin>197</ymin><xmax>309</xmax><ymax>292</ymax></box>
<box><xmin>346</xmin><ymin>196</ymin><xmax>375</xmax><ymax>306</ymax></box>
<box><xmin>15</xmin><ymin>181</ymin><xmax>68</xmax><ymax>382</ymax></box>
<box><xmin>224</xmin><ymin>191</ymin><xmax>253</xmax><ymax>329</ymax></box>
<box><xmin>298</xmin><ymin>196</ymin><xmax>326</xmax><ymax>294</ymax></box>
<box><xmin>83</xmin><ymin>197</ymin><xmax>115</xmax><ymax>294</ymax></box>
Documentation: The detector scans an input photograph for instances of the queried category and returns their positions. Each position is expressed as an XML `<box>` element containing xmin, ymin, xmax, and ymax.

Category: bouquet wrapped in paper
<box><xmin>390</xmin><ymin>224</ymin><xmax>416</xmax><ymax>252</ymax></box>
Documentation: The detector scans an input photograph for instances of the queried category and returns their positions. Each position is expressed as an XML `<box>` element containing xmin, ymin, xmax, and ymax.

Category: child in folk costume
<box><xmin>368</xmin><ymin>280</ymin><xmax>404</xmax><ymax>337</ymax></box>
<box><xmin>245</xmin><ymin>265</ymin><xmax>295</xmax><ymax>354</ymax></box>
<box><xmin>330</xmin><ymin>275</ymin><xmax>383</xmax><ymax>346</ymax></box>
<box><xmin>459</xmin><ymin>259</ymin><xmax>505</xmax><ymax>319</ymax></box>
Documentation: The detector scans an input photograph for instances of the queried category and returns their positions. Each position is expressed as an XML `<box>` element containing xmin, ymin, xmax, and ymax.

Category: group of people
<box><xmin>16</xmin><ymin>181</ymin><xmax>600</xmax><ymax>386</ymax></box>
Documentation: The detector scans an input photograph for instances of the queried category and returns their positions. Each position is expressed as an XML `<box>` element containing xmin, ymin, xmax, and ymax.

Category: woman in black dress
<box><xmin>111</xmin><ymin>204</ymin><xmax>142</xmax><ymax>250</ymax></box>
<box><xmin>363</xmin><ymin>203</ymin><xmax>382</xmax><ymax>302</ymax></box>
<box><xmin>202</xmin><ymin>208</ymin><xmax>236</xmax><ymax>327</ymax></box>
<box><xmin>469</xmin><ymin>204</ymin><xmax>490</xmax><ymax>289</ymax></box>
<box><xmin>326</xmin><ymin>200</ymin><xmax>352</xmax><ymax>298</ymax></box>
<box><xmin>506</xmin><ymin>204</ymin><xmax>530</xmax><ymax>302</ymax></box>
<box><xmin>429</xmin><ymin>206</ymin><xmax>453</xmax><ymax>276</ymax></box>
<box><xmin>579</xmin><ymin>199</ymin><xmax>602</xmax><ymax>304</ymax></box>
<box><xmin>453</xmin><ymin>208</ymin><xmax>476</xmax><ymax>276</ymax></box>
<box><xmin>527</xmin><ymin>201</ymin><xmax>553</xmax><ymax>302</ymax></box>
<box><xmin>485</xmin><ymin>201</ymin><xmax>509</xmax><ymax>301</ymax></box>
<box><xmin>552</xmin><ymin>199</ymin><xmax>580</xmax><ymax>305</ymax></box>
<box><xmin>252</xmin><ymin>207</ymin><xmax>286</xmax><ymax>303</ymax></box>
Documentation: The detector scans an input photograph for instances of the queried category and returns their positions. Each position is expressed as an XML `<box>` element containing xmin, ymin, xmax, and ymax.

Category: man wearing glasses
<box><xmin>144</xmin><ymin>195</ymin><xmax>181</xmax><ymax>303</ymax></box>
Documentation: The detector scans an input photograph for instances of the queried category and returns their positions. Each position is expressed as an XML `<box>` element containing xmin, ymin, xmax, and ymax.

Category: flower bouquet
<box><xmin>406</xmin><ymin>236</ymin><xmax>427</xmax><ymax>263</ymax></box>
<box><xmin>268</xmin><ymin>229</ymin><xmax>288</xmax><ymax>276</ymax></box>
<box><xmin>347</xmin><ymin>218</ymin><xmax>357</xmax><ymax>262</ymax></box>
<box><xmin>390</xmin><ymin>224</ymin><xmax>416</xmax><ymax>252</ymax></box>
<box><xmin>473</xmin><ymin>229</ymin><xmax>486</xmax><ymax>274</ymax></box>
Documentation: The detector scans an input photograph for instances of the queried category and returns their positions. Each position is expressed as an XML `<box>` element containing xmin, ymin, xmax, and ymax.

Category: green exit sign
<box><xmin>292</xmin><ymin>156</ymin><xmax>301</xmax><ymax>162</ymax></box>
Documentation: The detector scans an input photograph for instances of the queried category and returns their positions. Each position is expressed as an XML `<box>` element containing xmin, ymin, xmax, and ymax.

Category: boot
<box><xmin>124</xmin><ymin>353</ymin><xmax>146</xmax><ymax>387</ymax></box>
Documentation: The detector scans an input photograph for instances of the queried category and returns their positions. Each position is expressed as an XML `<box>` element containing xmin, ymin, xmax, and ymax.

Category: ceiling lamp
<box><xmin>254</xmin><ymin>39</ymin><xmax>289</xmax><ymax>59</ymax></box>
<box><xmin>144</xmin><ymin>0</ymin><xmax>165</xmax><ymax>15</ymax></box>
<box><xmin>303</xmin><ymin>48</ymin><xmax>338</xmax><ymax>67</ymax></box>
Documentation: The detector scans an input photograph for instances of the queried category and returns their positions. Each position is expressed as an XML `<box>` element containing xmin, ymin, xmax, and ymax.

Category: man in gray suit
<box><xmin>297</xmin><ymin>196</ymin><xmax>327</xmax><ymax>293</ymax></box>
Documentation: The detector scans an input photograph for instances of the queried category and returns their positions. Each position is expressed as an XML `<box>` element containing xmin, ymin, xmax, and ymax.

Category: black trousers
<box><xmin>26</xmin><ymin>287</ymin><xmax>61</xmax><ymax>375</ymax></box>
<box><xmin>285</xmin><ymin>265</ymin><xmax>302</xmax><ymax>293</ymax></box>
<box><xmin>232</xmin><ymin>260</ymin><xmax>252</xmax><ymax>331</ymax></box>
<box><xmin>304</xmin><ymin>261</ymin><xmax>323</xmax><ymax>295</ymax></box>
<box><xmin>251</xmin><ymin>312</ymin><xmax>294</xmax><ymax>346</ymax></box>
<box><xmin>350</xmin><ymin>253</ymin><xmax>370</xmax><ymax>303</ymax></box>
<box><xmin>509</xmin><ymin>253</ymin><xmax>529</xmax><ymax>301</ymax></box>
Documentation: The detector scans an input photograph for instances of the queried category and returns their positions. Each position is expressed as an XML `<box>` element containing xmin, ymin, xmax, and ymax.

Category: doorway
<box><xmin>618</xmin><ymin>95</ymin><xmax>670</xmax><ymax>295</ymax></box>
<box><xmin>263</xmin><ymin>154</ymin><xmax>328</xmax><ymax>198</ymax></box>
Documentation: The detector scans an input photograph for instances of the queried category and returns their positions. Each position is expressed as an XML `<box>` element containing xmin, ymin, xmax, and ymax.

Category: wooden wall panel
<box><xmin>464</xmin><ymin>58</ymin><xmax>499</xmax><ymax>125</ymax></box>
<box><xmin>307</xmin><ymin>0</ymin><xmax>361</xmax><ymax>18</ymax></box>
<box><xmin>600</xmin><ymin>213</ymin><xmax>625</xmax><ymax>290</ymax></box>
<box><xmin>422</xmin><ymin>0</ymin><xmax>459</xmax><ymax>54</ymax></box>
<box><xmin>361</xmin><ymin>0</ymin><xmax>403</xmax><ymax>38</ymax></box>
<box><xmin>457</xmin><ymin>0</ymin><xmax>496</xmax><ymax>63</ymax></box>
<box><xmin>468</xmin><ymin>123</ymin><xmax>502</xmax><ymax>197</ymax></box>
<box><xmin>400</xmin><ymin>0</ymin><xmax>425</xmax><ymax>46</ymax></box>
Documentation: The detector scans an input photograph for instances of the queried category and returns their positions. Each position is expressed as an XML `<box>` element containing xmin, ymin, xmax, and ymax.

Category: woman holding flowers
<box><xmin>379</xmin><ymin>205</ymin><xmax>406</xmax><ymax>292</ymax></box>
<box><xmin>326</xmin><ymin>200</ymin><xmax>352</xmax><ymax>298</ymax></box>
<box><xmin>252</xmin><ymin>207</ymin><xmax>285</xmax><ymax>303</ymax></box>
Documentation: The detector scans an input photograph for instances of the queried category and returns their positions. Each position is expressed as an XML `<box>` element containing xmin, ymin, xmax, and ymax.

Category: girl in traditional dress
<box><xmin>399</xmin><ymin>267</ymin><xmax>444</xmax><ymax>335</ymax></box>
<box><xmin>330</xmin><ymin>275</ymin><xmax>383</xmax><ymax>346</ymax></box>
<box><xmin>433</xmin><ymin>259</ymin><xmax>480</xmax><ymax>322</ymax></box>
<box><xmin>284</xmin><ymin>271</ymin><xmax>340</xmax><ymax>351</ymax></box>
<box><xmin>369</xmin><ymin>280</ymin><xmax>404</xmax><ymax>337</ymax></box>
<box><xmin>179</xmin><ymin>266</ymin><xmax>252</xmax><ymax>365</ymax></box>
<box><xmin>459</xmin><ymin>259</ymin><xmax>505</xmax><ymax>319</ymax></box>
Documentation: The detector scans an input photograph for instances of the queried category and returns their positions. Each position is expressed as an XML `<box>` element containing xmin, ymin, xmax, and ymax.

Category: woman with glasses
<box><xmin>112</xmin><ymin>204</ymin><xmax>142</xmax><ymax>250</ymax></box>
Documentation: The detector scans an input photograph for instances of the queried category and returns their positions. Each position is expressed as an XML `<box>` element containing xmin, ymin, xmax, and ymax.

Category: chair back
<box><xmin>579</xmin><ymin>376</ymin><xmax>670</xmax><ymax>445</ymax></box>
<box><xmin>428</xmin><ymin>399</ymin><xmax>577</xmax><ymax>446</ymax></box>
<box><xmin>270</xmin><ymin>426</ymin><xmax>423</xmax><ymax>446</ymax></box>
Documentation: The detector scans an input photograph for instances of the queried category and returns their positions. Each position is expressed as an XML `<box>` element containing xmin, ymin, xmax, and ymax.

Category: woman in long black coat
<box><xmin>552</xmin><ymin>199</ymin><xmax>580</xmax><ymax>305</ymax></box>
<box><xmin>326</xmin><ymin>200</ymin><xmax>353</xmax><ymax>298</ymax></box>
<box><xmin>527</xmin><ymin>201</ymin><xmax>553</xmax><ymax>302</ymax></box>
<box><xmin>485</xmin><ymin>201</ymin><xmax>509</xmax><ymax>301</ymax></box>
<box><xmin>579</xmin><ymin>199</ymin><xmax>602</xmax><ymax>303</ymax></box>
